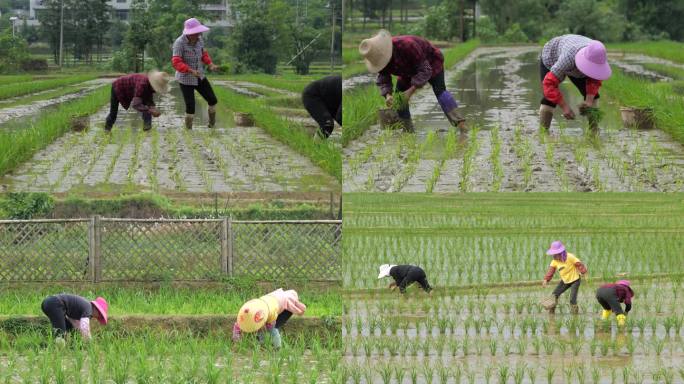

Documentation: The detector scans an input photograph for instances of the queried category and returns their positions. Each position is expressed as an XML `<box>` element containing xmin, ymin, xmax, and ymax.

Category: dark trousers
<box><xmin>302</xmin><ymin>92</ymin><xmax>341</xmax><ymax>138</ymax></box>
<box><xmin>399</xmin><ymin>268</ymin><xmax>432</xmax><ymax>293</ymax></box>
<box><xmin>395</xmin><ymin>70</ymin><xmax>448</xmax><ymax>119</ymax></box>
<box><xmin>105</xmin><ymin>86</ymin><xmax>151</xmax><ymax>129</ymax></box>
<box><xmin>275</xmin><ymin>310</ymin><xmax>293</xmax><ymax>329</ymax></box>
<box><xmin>179</xmin><ymin>77</ymin><xmax>218</xmax><ymax>115</ymax></box>
<box><xmin>41</xmin><ymin>296</ymin><xmax>72</xmax><ymax>337</ymax></box>
<box><xmin>539</xmin><ymin>60</ymin><xmax>600</xmax><ymax>107</ymax></box>
<box><xmin>552</xmin><ymin>278</ymin><xmax>581</xmax><ymax>305</ymax></box>
<box><xmin>596</xmin><ymin>287</ymin><xmax>625</xmax><ymax>315</ymax></box>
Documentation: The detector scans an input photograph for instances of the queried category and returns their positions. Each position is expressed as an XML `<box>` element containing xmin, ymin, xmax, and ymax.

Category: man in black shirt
<box><xmin>378</xmin><ymin>264</ymin><xmax>432</xmax><ymax>294</ymax></box>
<box><xmin>302</xmin><ymin>75</ymin><xmax>342</xmax><ymax>139</ymax></box>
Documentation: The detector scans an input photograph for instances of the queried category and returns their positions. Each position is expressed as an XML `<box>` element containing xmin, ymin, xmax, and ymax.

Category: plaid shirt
<box><xmin>601</xmin><ymin>283</ymin><xmax>634</xmax><ymax>305</ymax></box>
<box><xmin>541</xmin><ymin>34</ymin><xmax>593</xmax><ymax>81</ymax></box>
<box><xmin>173</xmin><ymin>34</ymin><xmax>207</xmax><ymax>86</ymax></box>
<box><xmin>112</xmin><ymin>74</ymin><xmax>154</xmax><ymax>112</ymax></box>
<box><xmin>376</xmin><ymin>36</ymin><xmax>444</xmax><ymax>96</ymax></box>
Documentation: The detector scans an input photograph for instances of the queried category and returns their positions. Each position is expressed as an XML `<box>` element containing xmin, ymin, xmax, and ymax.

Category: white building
<box><xmin>28</xmin><ymin>0</ymin><xmax>232</xmax><ymax>27</ymax></box>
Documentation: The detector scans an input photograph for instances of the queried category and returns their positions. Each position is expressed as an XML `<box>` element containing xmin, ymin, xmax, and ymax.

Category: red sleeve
<box><xmin>201</xmin><ymin>50</ymin><xmax>212</xmax><ymax>65</ymax></box>
<box><xmin>543</xmin><ymin>266</ymin><xmax>556</xmax><ymax>282</ymax></box>
<box><xmin>586</xmin><ymin>79</ymin><xmax>602</xmax><ymax>96</ymax></box>
<box><xmin>172</xmin><ymin>56</ymin><xmax>190</xmax><ymax>73</ymax></box>
<box><xmin>542</xmin><ymin>72</ymin><xmax>563</xmax><ymax>105</ymax></box>
<box><xmin>575</xmin><ymin>262</ymin><xmax>587</xmax><ymax>274</ymax></box>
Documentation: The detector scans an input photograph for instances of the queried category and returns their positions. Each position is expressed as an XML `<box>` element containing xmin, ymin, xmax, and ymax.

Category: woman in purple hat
<box><xmin>538</xmin><ymin>35</ymin><xmax>612</xmax><ymax>131</ymax></box>
<box><xmin>172</xmin><ymin>18</ymin><xmax>220</xmax><ymax>130</ymax></box>
<box><xmin>596</xmin><ymin>280</ymin><xmax>634</xmax><ymax>326</ymax></box>
<box><xmin>542</xmin><ymin>240</ymin><xmax>588</xmax><ymax>314</ymax></box>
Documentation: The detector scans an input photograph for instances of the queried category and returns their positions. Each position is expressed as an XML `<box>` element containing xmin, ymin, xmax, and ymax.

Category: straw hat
<box><xmin>90</xmin><ymin>297</ymin><xmax>108</xmax><ymax>325</ymax></box>
<box><xmin>148</xmin><ymin>70</ymin><xmax>170</xmax><ymax>94</ymax></box>
<box><xmin>236</xmin><ymin>295</ymin><xmax>280</xmax><ymax>333</ymax></box>
<box><xmin>359</xmin><ymin>30</ymin><xmax>393</xmax><ymax>74</ymax></box>
<box><xmin>183</xmin><ymin>18</ymin><xmax>210</xmax><ymax>35</ymax></box>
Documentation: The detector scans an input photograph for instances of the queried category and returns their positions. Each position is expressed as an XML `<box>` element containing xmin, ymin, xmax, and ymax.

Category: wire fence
<box><xmin>0</xmin><ymin>217</ymin><xmax>341</xmax><ymax>282</ymax></box>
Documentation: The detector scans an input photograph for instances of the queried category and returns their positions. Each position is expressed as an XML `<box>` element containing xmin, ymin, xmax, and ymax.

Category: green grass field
<box><xmin>609</xmin><ymin>40</ymin><xmax>684</xmax><ymax>64</ymax></box>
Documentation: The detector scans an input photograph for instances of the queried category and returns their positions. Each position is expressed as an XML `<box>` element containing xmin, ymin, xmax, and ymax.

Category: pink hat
<box><xmin>183</xmin><ymin>18</ymin><xmax>209</xmax><ymax>35</ymax></box>
<box><xmin>546</xmin><ymin>241</ymin><xmax>565</xmax><ymax>255</ymax></box>
<box><xmin>91</xmin><ymin>297</ymin><xmax>108</xmax><ymax>325</ymax></box>
<box><xmin>616</xmin><ymin>280</ymin><xmax>631</xmax><ymax>287</ymax></box>
<box><xmin>575</xmin><ymin>41</ymin><xmax>612</xmax><ymax>80</ymax></box>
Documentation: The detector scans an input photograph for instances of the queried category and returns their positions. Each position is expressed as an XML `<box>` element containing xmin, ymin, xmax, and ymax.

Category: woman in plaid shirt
<box><xmin>359</xmin><ymin>30</ymin><xmax>465</xmax><ymax>132</ymax></box>
<box><xmin>539</xmin><ymin>34</ymin><xmax>612</xmax><ymax>130</ymax></box>
<box><xmin>172</xmin><ymin>18</ymin><xmax>220</xmax><ymax>130</ymax></box>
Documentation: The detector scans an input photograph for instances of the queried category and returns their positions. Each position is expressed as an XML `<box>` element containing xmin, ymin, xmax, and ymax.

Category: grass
<box><xmin>0</xmin><ymin>74</ymin><xmax>97</xmax><ymax>101</ymax></box>
<box><xmin>343</xmin><ymin>193</ymin><xmax>684</xmax><ymax>289</ymax></box>
<box><xmin>212</xmin><ymin>86</ymin><xmax>341</xmax><ymax>182</ymax></box>
<box><xmin>215</xmin><ymin>73</ymin><xmax>319</xmax><ymax>94</ymax></box>
<box><xmin>0</xmin><ymin>85</ymin><xmax>110</xmax><ymax>176</ymax></box>
<box><xmin>609</xmin><ymin>40</ymin><xmax>684</xmax><ymax>64</ymax></box>
<box><xmin>603</xmin><ymin>71</ymin><xmax>684</xmax><ymax>144</ymax></box>
<box><xmin>641</xmin><ymin>62</ymin><xmax>684</xmax><ymax>80</ymax></box>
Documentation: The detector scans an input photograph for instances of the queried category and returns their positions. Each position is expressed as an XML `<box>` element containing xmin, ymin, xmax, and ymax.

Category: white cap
<box><xmin>378</xmin><ymin>264</ymin><xmax>396</xmax><ymax>279</ymax></box>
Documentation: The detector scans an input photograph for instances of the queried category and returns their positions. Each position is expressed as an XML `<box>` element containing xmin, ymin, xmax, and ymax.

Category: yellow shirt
<box><xmin>550</xmin><ymin>253</ymin><xmax>582</xmax><ymax>284</ymax></box>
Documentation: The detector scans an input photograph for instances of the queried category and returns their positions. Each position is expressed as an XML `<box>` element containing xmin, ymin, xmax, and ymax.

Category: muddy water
<box><xmin>343</xmin><ymin>46</ymin><xmax>684</xmax><ymax>192</ymax></box>
<box><xmin>345</xmin><ymin>287</ymin><xmax>684</xmax><ymax>384</ymax></box>
<box><xmin>0</xmin><ymin>79</ymin><xmax>113</xmax><ymax>126</ymax></box>
<box><xmin>0</xmin><ymin>85</ymin><xmax>339</xmax><ymax>193</ymax></box>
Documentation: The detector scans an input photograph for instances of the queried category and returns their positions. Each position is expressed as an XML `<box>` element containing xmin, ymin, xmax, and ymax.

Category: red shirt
<box><xmin>376</xmin><ymin>36</ymin><xmax>444</xmax><ymax>96</ymax></box>
<box><xmin>112</xmin><ymin>74</ymin><xmax>155</xmax><ymax>112</ymax></box>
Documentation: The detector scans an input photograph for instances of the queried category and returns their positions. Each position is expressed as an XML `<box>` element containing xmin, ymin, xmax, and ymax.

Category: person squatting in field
<box><xmin>538</xmin><ymin>34</ymin><xmax>612</xmax><ymax>131</ymax></box>
<box><xmin>105</xmin><ymin>71</ymin><xmax>170</xmax><ymax>132</ymax></box>
<box><xmin>172</xmin><ymin>18</ymin><xmax>220</xmax><ymax>130</ymax></box>
<box><xmin>40</xmin><ymin>294</ymin><xmax>108</xmax><ymax>345</ymax></box>
<box><xmin>301</xmin><ymin>75</ymin><xmax>342</xmax><ymax>139</ymax></box>
<box><xmin>542</xmin><ymin>241</ymin><xmax>588</xmax><ymax>314</ymax></box>
<box><xmin>232</xmin><ymin>288</ymin><xmax>306</xmax><ymax>349</ymax></box>
<box><xmin>359</xmin><ymin>30</ymin><xmax>466</xmax><ymax>132</ymax></box>
<box><xmin>378</xmin><ymin>264</ymin><xmax>433</xmax><ymax>294</ymax></box>
<box><xmin>596</xmin><ymin>279</ymin><xmax>634</xmax><ymax>326</ymax></box>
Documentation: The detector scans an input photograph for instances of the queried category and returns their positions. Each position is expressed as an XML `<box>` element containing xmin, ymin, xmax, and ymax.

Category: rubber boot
<box><xmin>208</xmin><ymin>105</ymin><xmax>216</xmax><ymax>128</ymax></box>
<box><xmin>601</xmin><ymin>309</ymin><xmax>612</xmax><ymax>320</ymax></box>
<box><xmin>185</xmin><ymin>114</ymin><xmax>194</xmax><ymax>130</ymax></box>
<box><xmin>437</xmin><ymin>91</ymin><xmax>465</xmax><ymax>129</ymax></box>
<box><xmin>539</xmin><ymin>104</ymin><xmax>554</xmax><ymax>130</ymax></box>
<box><xmin>269</xmin><ymin>327</ymin><xmax>282</xmax><ymax>349</ymax></box>
<box><xmin>616</xmin><ymin>314</ymin><xmax>626</xmax><ymax>327</ymax></box>
<box><xmin>570</xmin><ymin>304</ymin><xmax>579</xmax><ymax>315</ymax></box>
<box><xmin>548</xmin><ymin>297</ymin><xmax>558</xmax><ymax>314</ymax></box>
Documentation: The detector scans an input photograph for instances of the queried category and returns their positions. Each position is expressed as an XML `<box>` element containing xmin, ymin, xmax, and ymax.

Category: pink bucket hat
<box><xmin>617</xmin><ymin>280</ymin><xmax>631</xmax><ymax>287</ymax></box>
<box><xmin>546</xmin><ymin>240</ymin><xmax>565</xmax><ymax>255</ymax></box>
<box><xmin>575</xmin><ymin>40</ymin><xmax>612</xmax><ymax>80</ymax></box>
<box><xmin>183</xmin><ymin>18</ymin><xmax>209</xmax><ymax>35</ymax></box>
<box><xmin>91</xmin><ymin>297</ymin><xmax>108</xmax><ymax>325</ymax></box>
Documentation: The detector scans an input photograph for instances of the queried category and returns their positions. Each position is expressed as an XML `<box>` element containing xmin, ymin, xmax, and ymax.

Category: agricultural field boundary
<box><xmin>213</xmin><ymin>86</ymin><xmax>342</xmax><ymax>181</ymax></box>
<box><xmin>0</xmin><ymin>75</ymin><xmax>98</xmax><ymax>101</ymax></box>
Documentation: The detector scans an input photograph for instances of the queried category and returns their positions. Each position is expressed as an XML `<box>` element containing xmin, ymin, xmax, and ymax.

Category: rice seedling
<box><xmin>498</xmin><ymin>365</ymin><xmax>510</xmax><ymax>384</ymax></box>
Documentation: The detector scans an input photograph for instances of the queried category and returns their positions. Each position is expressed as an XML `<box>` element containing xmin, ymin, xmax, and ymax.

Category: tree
<box><xmin>125</xmin><ymin>0</ymin><xmax>153</xmax><ymax>71</ymax></box>
<box><xmin>557</xmin><ymin>0</ymin><xmax>625</xmax><ymax>42</ymax></box>
<box><xmin>232</xmin><ymin>16</ymin><xmax>279</xmax><ymax>73</ymax></box>
<box><xmin>0</xmin><ymin>29</ymin><xmax>28</xmax><ymax>72</ymax></box>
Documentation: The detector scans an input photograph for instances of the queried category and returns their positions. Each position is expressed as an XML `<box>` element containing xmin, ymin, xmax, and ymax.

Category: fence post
<box><xmin>227</xmin><ymin>218</ymin><xmax>233</xmax><ymax>277</ymax></box>
<box><xmin>88</xmin><ymin>216</ymin><xmax>96</xmax><ymax>282</ymax></box>
<box><xmin>93</xmin><ymin>215</ymin><xmax>102</xmax><ymax>283</ymax></box>
<box><xmin>220</xmin><ymin>218</ymin><xmax>228</xmax><ymax>275</ymax></box>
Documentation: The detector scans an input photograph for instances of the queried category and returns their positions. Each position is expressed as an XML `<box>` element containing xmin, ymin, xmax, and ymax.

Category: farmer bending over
<box><xmin>105</xmin><ymin>70</ymin><xmax>170</xmax><ymax>132</ymax></box>
<box><xmin>596</xmin><ymin>280</ymin><xmax>633</xmax><ymax>326</ymax></box>
<box><xmin>539</xmin><ymin>34</ymin><xmax>612</xmax><ymax>131</ymax></box>
<box><xmin>302</xmin><ymin>75</ymin><xmax>341</xmax><ymax>139</ymax></box>
<box><xmin>232</xmin><ymin>288</ymin><xmax>306</xmax><ymax>349</ymax></box>
<box><xmin>542</xmin><ymin>241</ymin><xmax>587</xmax><ymax>314</ymax></box>
<box><xmin>172</xmin><ymin>18</ymin><xmax>219</xmax><ymax>130</ymax></box>
<box><xmin>40</xmin><ymin>294</ymin><xmax>108</xmax><ymax>345</ymax></box>
<box><xmin>378</xmin><ymin>264</ymin><xmax>433</xmax><ymax>294</ymax></box>
<box><xmin>359</xmin><ymin>30</ymin><xmax>465</xmax><ymax>132</ymax></box>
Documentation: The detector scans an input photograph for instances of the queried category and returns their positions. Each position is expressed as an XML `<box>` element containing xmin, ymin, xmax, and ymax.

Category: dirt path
<box><xmin>343</xmin><ymin>47</ymin><xmax>684</xmax><ymax>192</ymax></box>
<box><xmin>0</xmin><ymin>86</ymin><xmax>339</xmax><ymax>193</ymax></box>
